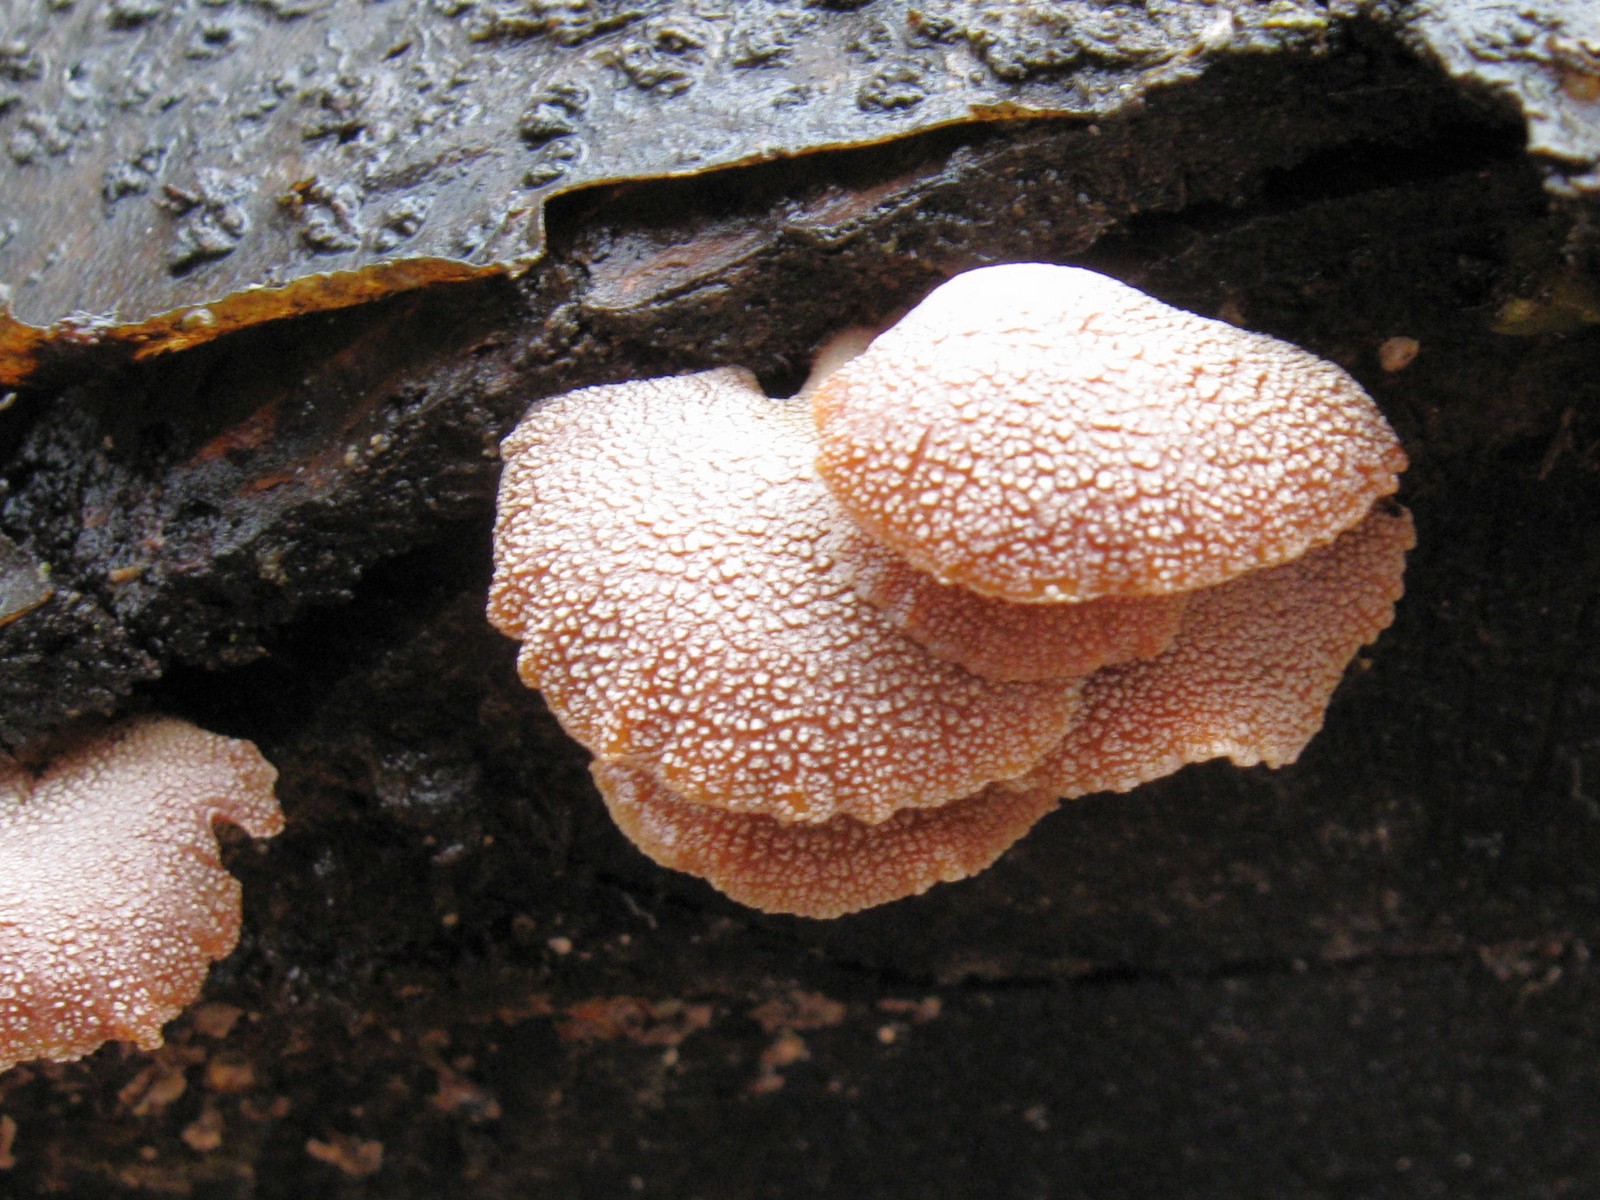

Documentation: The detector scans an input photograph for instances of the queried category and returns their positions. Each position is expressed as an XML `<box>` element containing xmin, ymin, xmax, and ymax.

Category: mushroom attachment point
<box><xmin>0</xmin><ymin>716</ymin><xmax>283</xmax><ymax>1073</ymax></box>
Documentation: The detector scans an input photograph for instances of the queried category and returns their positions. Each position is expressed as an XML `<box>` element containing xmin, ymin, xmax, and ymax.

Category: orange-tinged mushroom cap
<box><xmin>1020</xmin><ymin>505</ymin><xmax>1415</xmax><ymax>800</ymax></box>
<box><xmin>811</xmin><ymin>264</ymin><xmax>1408</xmax><ymax>603</ymax></box>
<box><xmin>0</xmin><ymin>716</ymin><xmax>282</xmax><ymax>1072</ymax></box>
<box><xmin>593</xmin><ymin>760</ymin><xmax>1061</xmax><ymax>918</ymax></box>
<box><xmin>488</xmin><ymin>368</ymin><xmax>1083</xmax><ymax>825</ymax></box>
<box><xmin>831</xmin><ymin>522</ymin><xmax>1187</xmax><ymax>681</ymax></box>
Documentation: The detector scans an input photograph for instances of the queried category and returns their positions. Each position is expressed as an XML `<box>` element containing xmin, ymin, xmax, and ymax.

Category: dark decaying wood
<box><xmin>1</xmin><ymin>0</ymin><xmax>1599</xmax><ymax>1195</ymax></box>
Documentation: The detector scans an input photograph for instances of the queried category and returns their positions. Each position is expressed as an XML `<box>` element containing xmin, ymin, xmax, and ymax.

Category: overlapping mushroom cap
<box><xmin>1017</xmin><ymin>505</ymin><xmax>1415</xmax><ymax>799</ymax></box>
<box><xmin>489</xmin><ymin>264</ymin><xmax>1413</xmax><ymax>918</ymax></box>
<box><xmin>0</xmin><ymin>716</ymin><xmax>282</xmax><ymax>1072</ymax></box>
<box><xmin>595</xmin><ymin>762</ymin><xmax>1061</xmax><ymax>920</ymax></box>
<box><xmin>487</xmin><ymin>367</ymin><xmax>1083</xmax><ymax>826</ymax></box>
<box><xmin>830</xmin><ymin>521</ymin><xmax>1188</xmax><ymax>682</ymax></box>
<box><xmin>810</xmin><ymin>263</ymin><xmax>1408</xmax><ymax>603</ymax></box>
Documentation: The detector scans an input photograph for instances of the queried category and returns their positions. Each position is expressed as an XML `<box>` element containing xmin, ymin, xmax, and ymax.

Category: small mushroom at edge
<box><xmin>0</xmin><ymin>716</ymin><xmax>282</xmax><ymax>1073</ymax></box>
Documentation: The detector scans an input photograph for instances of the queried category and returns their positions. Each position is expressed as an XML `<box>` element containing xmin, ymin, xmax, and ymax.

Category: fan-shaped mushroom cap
<box><xmin>830</xmin><ymin>524</ymin><xmax>1187</xmax><ymax>681</ymax></box>
<box><xmin>488</xmin><ymin>368</ymin><xmax>1083</xmax><ymax>825</ymax></box>
<box><xmin>594</xmin><ymin>760</ymin><xmax>1060</xmax><ymax>918</ymax></box>
<box><xmin>811</xmin><ymin>263</ymin><xmax>1408</xmax><ymax>603</ymax></box>
<box><xmin>1019</xmin><ymin>505</ymin><xmax>1414</xmax><ymax>800</ymax></box>
<box><xmin>0</xmin><ymin>716</ymin><xmax>282</xmax><ymax>1072</ymax></box>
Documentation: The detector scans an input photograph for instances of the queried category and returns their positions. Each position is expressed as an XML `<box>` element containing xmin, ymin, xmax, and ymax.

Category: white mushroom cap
<box><xmin>0</xmin><ymin>716</ymin><xmax>282</xmax><ymax>1072</ymax></box>
<box><xmin>827</xmin><ymin>519</ymin><xmax>1187</xmax><ymax>681</ymax></box>
<box><xmin>593</xmin><ymin>760</ymin><xmax>1061</xmax><ymax>919</ymax></box>
<box><xmin>1019</xmin><ymin>504</ymin><xmax>1415</xmax><ymax>799</ymax></box>
<box><xmin>811</xmin><ymin>263</ymin><xmax>1408</xmax><ymax>603</ymax></box>
<box><xmin>488</xmin><ymin>368</ymin><xmax>1084</xmax><ymax>826</ymax></box>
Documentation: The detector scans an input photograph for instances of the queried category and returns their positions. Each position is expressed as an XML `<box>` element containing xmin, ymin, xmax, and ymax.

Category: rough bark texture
<box><xmin>0</xmin><ymin>0</ymin><xmax>1351</xmax><ymax>376</ymax></box>
<box><xmin>2</xmin><ymin>0</ymin><xmax>1600</xmax><ymax>1196</ymax></box>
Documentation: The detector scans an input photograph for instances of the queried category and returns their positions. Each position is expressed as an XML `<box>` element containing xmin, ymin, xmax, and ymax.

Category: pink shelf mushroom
<box><xmin>595</xmin><ymin>761</ymin><xmax>1061</xmax><ymax>920</ymax></box>
<box><xmin>1016</xmin><ymin>505</ymin><xmax>1416</xmax><ymax>799</ymax></box>
<box><xmin>0</xmin><ymin>716</ymin><xmax>282</xmax><ymax>1073</ymax></box>
<box><xmin>488</xmin><ymin>367</ymin><xmax>1083</xmax><ymax>827</ymax></box>
<box><xmin>830</xmin><ymin>521</ymin><xmax>1189</xmax><ymax>681</ymax></box>
<box><xmin>488</xmin><ymin>264</ymin><xmax>1413</xmax><ymax>918</ymax></box>
<box><xmin>810</xmin><ymin>262</ymin><xmax>1407</xmax><ymax>604</ymax></box>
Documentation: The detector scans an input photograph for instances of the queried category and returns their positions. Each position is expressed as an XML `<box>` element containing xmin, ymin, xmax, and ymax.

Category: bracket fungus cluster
<box><xmin>0</xmin><ymin>717</ymin><xmax>282</xmax><ymax>1073</ymax></box>
<box><xmin>490</xmin><ymin>264</ymin><xmax>1412</xmax><ymax>919</ymax></box>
